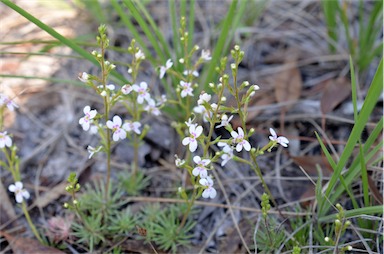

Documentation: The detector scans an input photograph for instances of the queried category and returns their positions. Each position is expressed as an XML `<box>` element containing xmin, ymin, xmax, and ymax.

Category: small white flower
<box><xmin>197</xmin><ymin>93</ymin><xmax>211</xmax><ymax>105</ymax></box>
<box><xmin>0</xmin><ymin>94</ymin><xmax>18</xmax><ymax>111</ymax></box>
<box><xmin>145</xmin><ymin>99</ymin><xmax>161</xmax><ymax>116</ymax></box>
<box><xmin>100</xmin><ymin>90</ymin><xmax>107</xmax><ymax>97</ymax></box>
<box><xmin>182</xmin><ymin>124</ymin><xmax>203</xmax><ymax>152</ymax></box>
<box><xmin>87</xmin><ymin>145</ymin><xmax>102</xmax><ymax>159</ymax></box>
<box><xmin>159</xmin><ymin>59</ymin><xmax>173</xmax><ymax>79</ymax></box>
<box><xmin>0</xmin><ymin>131</ymin><xmax>12</xmax><ymax>148</ymax></box>
<box><xmin>132</xmin><ymin>82</ymin><xmax>151</xmax><ymax>104</ymax></box>
<box><xmin>218</xmin><ymin>142</ymin><xmax>234</xmax><ymax>166</ymax></box>
<box><xmin>89</xmin><ymin>125</ymin><xmax>98</xmax><ymax>135</ymax></box>
<box><xmin>201</xmin><ymin>49</ymin><xmax>212</xmax><ymax>61</ymax></box>
<box><xmin>78</xmin><ymin>72</ymin><xmax>89</xmax><ymax>82</ymax></box>
<box><xmin>106</xmin><ymin>115</ymin><xmax>127</xmax><ymax>141</ymax></box>
<box><xmin>175</xmin><ymin>155</ymin><xmax>185</xmax><ymax>167</ymax></box>
<box><xmin>135</xmin><ymin>50</ymin><xmax>145</xmax><ymax>60</ymax></box>
<box><xmin>231</xmin><ymin>127</ymin><xmax>251</xmax><ymax>152</ymax></box>
<box><xmin>185</xmin><ymin>118</ymin><xmax>197</xmax><ymax>128</ymax></box>
<box><xmin>121</xmin><ymin>84</ymin><xmax>133</xmax><ymax>95</ymax></box>
<box><xmin>183</xmin><ymin>70</ymin><xmax>199</xmax><ymax>77</ymax></box>
<box><xmin>193</xmin><ymin>105</ymin><xmax>212</xmax><ymax>122</ymax></box>
<box><xmin>269</xmin><ymin>128</ymin><xmax>289</xmax><ymax>147</ymax></box>
<box><xmin>252</xmin><ymin>84</ymin><xmax>260</xmax><ymax>91</ymax></box>
<box><xmin>123</xmin><ymin>121</ymin><xmax>141</xmax><ymax>135</ymax></box>
<box><xmin>8</xmin><ymin>182</ymin><xmax>30</xmax><ymax>203</ymax></box>
<box><xmin>192</xmin><ymin>156</ymin><xmax>211</xmax><ymax>178</ymax></box>
<box><xmin>106</xmin><ymin>84</ymin><xmax>115</xmax><ymax>91</ymax></box>
<box><xmin>79</xmin><ymin>106</ymin><xmax>97</xmax><ymax>131</ymax></box>
<box><xmin>199</xmin><ymin>176</ymin><xmax>217</xmax><ymax>199</ymax></box>
<box><xmin>216</xmin><ymin>114</ymin><xmax>233</xmax><ymax>128</ymax></box>
<box><xmin>180</xmin><ymin>81</ymin><xmax>193</xmax><ymax>98</ymax></box>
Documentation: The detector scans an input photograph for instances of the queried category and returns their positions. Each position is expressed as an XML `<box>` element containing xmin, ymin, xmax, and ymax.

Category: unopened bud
<box><xmin>179</xmin><ymin>58</ymin><xmax>185</xmax><ymax>63</ymax></box>
<box><xmin>230</xmin><ymin>63</ymin><xmax>236</xmax><ymax>70</ymax></box>
<box><xmin>127</xmin><ymin>68</ymin><xmax>133</xmax><ymax>73</ymax></box>
<box><xmin>250</xmin><ymin>91</ymin><xmax>256</xmax><ymax>97</ymax></box>
<box><xmin>324</xmin><ymin>237</ymin><xmax>330</xmax><ymax>242</ymax></box>
<box><xmin>234</xmin><ymin>45</ymin><xmax>240</xmax><ymax>51</ymax></box>
<box><xmin>220</xmin><ymin>96</ymin><xmax>226</xmax><ymax>102</ymax></box>
<box><xmin>209</xmin><ymin>83</ymin><xmax>215</xmax><ymax>88</ymax></box>
<box><xmin>194</xmin><ymin>45</ymin><xmax>199</xmax><ymax>51</ymax></box>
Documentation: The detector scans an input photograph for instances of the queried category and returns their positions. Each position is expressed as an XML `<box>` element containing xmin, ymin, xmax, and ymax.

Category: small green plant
<box><xmin>254</xmin><ymin>193</ymin><xmax>286</xmax><ymax>253</ymax></box>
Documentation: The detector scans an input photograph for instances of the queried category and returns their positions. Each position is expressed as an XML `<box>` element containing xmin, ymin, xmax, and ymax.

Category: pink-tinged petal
<box><xmin>192</xmin><ymin>168</ymin><xmax>199</xmax><ymax>176</ymax></box>
<box><xmin>82</xmin><ymin>122</ymin><xmax>90</xmax><ymax>131</ymax></box>
<box><xmin>278</xmin><ymin>137</ymin><xmax>289</xmax><ymax>144</ymax></box>
<box><xmin>231</xmin><ymin>131</ymin><xmax>238</xmax><ymax>139</ymax></box>
<box><xmin>199</xmin><ymin>178</ymin><xmax>208</xmax><ymax>186</ymax></box>
<box><xmin>200</xmin><ymin>170</ymin><xmax>208</xmax><ymax>178</ymax></box>
<box><xmin>243</xmin><ymin>140</ymin><xmax>251</xmax><ymax>151</ymax></box>
<box><xmin>236</xmin><ymin>143</ymin><xmax>242</xmax><ymax>152</ymax></box>
<box><xmin>106</xmin><ymin>120</ymin><xmax>114</xmax><ymax>129</ymax></box>
<box><xmin>113</xmin><ymin>115</ymin><xmax>122</xmax><ymax>126</ymax></box>
<box><xmin>237</xmin><ymin>127</ymin><xmax>244</xmax><ymax>136</ymax></box>
<box><xmin>209</xmin><ymin>188</ymin><xmax>217</xmax><ymax>198</ymax></box>
<box><xmin>193</xmin><ymin>156</ymin><xmax>201</xmax><ymax>164</ymax></box>
<box><xmin>195</xmin><ymin>126</ymin><xmax>203</xmax><ymax>137</ymax></box>
<box><xmin>15</xmin><ymin>182</ymin><xmax>23</xmax><ymax>189</ymax></box>
<box><xmin>89</xmin><ymin>110</ymin><xmax>97</xmax><ymax>118</ymax></box>
<box><xmin>15</xmin><ymin>193</ymin><xmax>23</xmax><ymax>203</ymax></box>
<box><xmin>132</xmin><ymin>84</ymin><xmax>139</xmax><ymax>92</ymax></box>
<box><xmin>112</xmin><ymin>132</ymin><xmax>120</xmax><ymax>142</ymax></box>
<box><xmin>22</xmin><ymin>190</ymin><xmax>30</xmax><ymax>199</ymax></box>
<box><xmin>119</xmin><ymin>130</ymin><xmax>127</xmax><ymax>139</ymax></box>
<box><xmin>140</xmin><ymin>82</ymin><xmax>148</xmax><ymax>89</ymax></box>
<box><xmin>269</xmin><ymin>128</ymin><xmax>277</xmax><ymax>138</ymax></box>
<box><xmin>8</xmin><ymin>184</ymin><xmax>16</xmax><ymax>192</ymax></box>
<box><xmin>5</xmin><ymin>136</ymin><xmax>12</xmax><ymax>147</ymax></box>
<box><xmin>189</xmin><ymin>141</ymin><xmax>198</xmax><ymax>152</ymax></box>
<box><xmin>122</xmin><ymin>123</ymin><xmax>130</xmax><ymax>131</ymax></box>
<box><xmin>83</xmin><ymin>106</ymin><xmax>90</xmax><ymax>114</ymax></box>
<box><xmin>202</xmin><ymin>159</ymin><xmax>210</xmax><ymax>166</ymax></box>
<box><xmin>137</xmin><ymin>96</ymin><xmax>144</xmax><ymax>104</ymax></box>
<box><xmin>182</xmin><ymin>137</ymin><xmax>190</xmax><ymax>146</ymax></box>
<box><xmin>202</xmin><ymin>189</ymin><xmax>210</xmax><ymax>198</ymax></box>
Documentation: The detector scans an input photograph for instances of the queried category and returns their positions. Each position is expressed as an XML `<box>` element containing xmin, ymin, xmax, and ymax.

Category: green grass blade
<box><xmin>1</xmin><ymin>0</ymin><xmax>127</xmax><ymax>83</ymax></box>
<box><xmin>321</xmin><ymin>0</ymin><xmax>339</xmax><ymax>52</ymax></box>
<box><xmin>321</xmin><ymin>58</ymin><xmax>383</xmax><ymax>215</ymax></box>
<box><xmin>187</xmin><ymin>0</ymin><xmax>195</xmax><ymax>53</ymax></box>
<box><xmin>169</xmin><ymin>0</ymin><xmax>181</xmax><ymax>59</ymax></box>
<box><xmin>202</xmin><ymin>0</ymin><xmax>238</xmax><ymax>89</ymax></box>
<box><xmin>318</xmin><ymin>205</ymin><xmax>383</xmax><ymax>222</ymax></box>
<box><xmin>358</xmin><ymin>143</ymin><xmax>370</xmax><ymax>207</ymax></box>
<box><xmin>133</xmin><ymin>0</ymin><xmax>171</xmax><ymax>60</ymax></box>
<box><xmin>123</xmin><ymin>0</ymin><xmax>166</xmax><ymax>60</ymax></box>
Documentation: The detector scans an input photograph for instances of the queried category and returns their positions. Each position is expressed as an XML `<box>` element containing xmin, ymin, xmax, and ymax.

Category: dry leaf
<box><xmin>0</xmin><ymin>231</ymin><xmax>65</xmax><ymax>254</ymax></box>
<box><xmin>321</xmin><ymin>77</ymin><xmax>351</xmax><ymax>114</ymax></box>
<box><xmin>274</xmin><ymin>54</ymin><xmax>302</xmax><ymax>112</ymax></box>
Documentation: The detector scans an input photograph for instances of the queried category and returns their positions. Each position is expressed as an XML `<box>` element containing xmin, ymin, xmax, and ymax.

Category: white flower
<box><xmin>175</xmin><ymin>155</ymin><xmax>185</xmax><ymax>167</ymax></box>
<box><xmin>87</xmin><ymin>145</ymin><xmax>102</xmax><ymax>159</ymax></box>
<box><xmin>123</xmin><ymin>121</ymin><xmax>141</xmax><ymax>135</ymax></box>
<box><xmin>199</xmin><ymin>176</ymin><xmax>216</xmax><ymax>199</ymax></box>
<box><xmin>180</xmin><ymin>81</ymin><xmax>193</xmax><ymax>98</ymax></box>
<box><xmin>132</xmin><ymin>82</ymin><xmax>151</xmax><ymax>104</ymax></box>
<box><xmin>121</xmin><ymin>84</ymin><xmax>133</xmax><ymax>95</ymax></box>
<box><xmin>106</xmin><ymin>84</ymin><xmax>115</xmax><ymax>91</ymax></box>
<box><xmin>201</xmin><ymin>49</ymin><xmax>211</xmax><ymax>61</ymax></box>
<box><xmin>78</xmin><ymin>72</ymin><xmax>89</xmax><ymax>82</ymax></box>
<box><xmin>106</xmin><ymin>115</ymin><xmax>128</xmax><ymax>141</ymax></box>
<box><xmin>145</xmin><ymin>99</ymin><xmax>161</xmax><ymax>116</ymax></box>
<box><xmin>183</xmin><ymin>70</ymin><xmax>199</xmax><ymax>77</ymax></box>
<box><xmin>192</xmin><ymin>156</ymin><xmax>211</xmax><ymax>178</ymax></box>
<box><xmin>89</xmin><ymin>125</ymin><xmax>98</xmax><ymax>135</ymax></box>
<box><xmin>0</xmin><ymin>131</ymin><xmax>12</xmax><ymax>148</ymax></box>
<box><xmin>182</xmin><ymin>124</ymin><xmax>203</xmax><ymax>152</ymax></box>
<box><xmin>216</xmin><ymin>114</ymin><xmax>233</xmax><ymax>128</ymax></box>
<box><xmin>0</xmin><ymin>94</ymin><xmax>18</xmax><ymax>111</ymax></box>
<box><xmin>135</xmin><ymin>50</ymin><xmax>145</xmax><ymax>60</ymax></box>
<box><xmin>269</xmin><ymin>128</ymin><xmax>289</xmax><ymax>147</ymax></box>
<box><xmin>159</xmin><ymin>59</ymin><xmax>173</xmax><ymax>79</ymax></box>
<box><xmin>218</xmin><ymin>142</ymin><xmax>233</xmax><ymax>166</ymax></box>
<box><xmin>193</xmin><ymin>105</ymin><xmax>212</xmax><ymax>122</ymax></box>
<box><xmin>231</xmin><ymin>127</ymin><xmax>251</xmax><ymax>152</ymax></box>
<box><xmin>79</xmin><ymin>106</ymin><xmax>97</xmax><ymax>131</ymax></box>
<box><xmin>8</xmin><ymin>182</ymin><xmax>30</xmax><ymax>203</ymax></box>
<box><xmin>197</xmin><ymin>93</ymin><xmax>211</xmax><ymax>105</ymax></box>
<box><xmin>185</xmin><ymin>118</ymin><xmax>197</xmax><ymax>128</ymax></box>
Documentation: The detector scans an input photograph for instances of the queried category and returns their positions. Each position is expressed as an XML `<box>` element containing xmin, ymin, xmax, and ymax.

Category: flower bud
<box><xmin>250</xmin><ymin>91</ymin><xmax>256</xmax><ymax>97</ymax></box>
<box><xmin>209</xmin><ymin>83</ymin><xmax>215</xmax><ymax>88</ymax></box>
<box><xmin>324</xmin><ymin>237</ymin><xmax>330</xmax><ymax>242</ymax></box>
<box><xmin>253</xmin><ymin>84</ymin><xmax>260</xmax><ymax>90</ymax></box>
<box><xmin>230</xmin><ymin>63</ymin><xmax>236</xmax><ymax>70</ymax></box>
<box><xmin>73</xmin><ymin>200</ymin><xmax>78</xmax><ymax>205</ymax></box>
<box><xmin>91</xmin><ymin>50</ymin><xmax>98</xmax><ymax>56</ymax></box>
<box><xmin>63</xmin><ymin>203</ymin><xmax>69</xmax><ymax>208</ymax></box>
<box><xmin>194</xmin><ymin>45</ymin><xmax>199</xmax><ymax>51</ymax></box>
<box><xmin>220</xmin><ymin>96</ymin><xmax>226</xmax><ymax>102</ymax></box>
<box><xmin>234</xmin><ymin>45</ymin><xmax>240</xmax><ymax>51</ymax></box>
<box><xmin>127</xmin><ymin>68</ymin><xmax>133</xmax><ymax>73</ymax></box>
<box><xmin>179</xmin><ymin>58</ymin><xmax>185</xmax><ymax>63</ymax></box>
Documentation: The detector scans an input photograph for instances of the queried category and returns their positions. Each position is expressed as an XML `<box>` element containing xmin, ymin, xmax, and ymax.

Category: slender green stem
<box><xmin>22</xmin><ymin>201</ymin><xmax>43</xmax><ymax>243</ymax></box>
